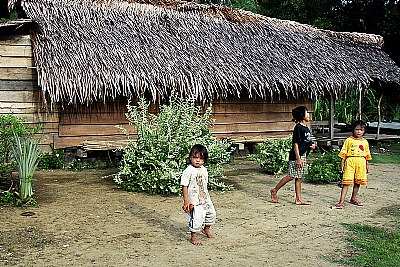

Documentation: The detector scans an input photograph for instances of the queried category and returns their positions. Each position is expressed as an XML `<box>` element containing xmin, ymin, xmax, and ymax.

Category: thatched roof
<box><xmin>10</xmin><ymin>0</ymin><xmax>400</xmax><ymax>105</ymax></box>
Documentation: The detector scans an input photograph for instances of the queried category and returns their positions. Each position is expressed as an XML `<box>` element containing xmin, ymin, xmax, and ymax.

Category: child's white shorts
<box><xmin>188</xmin><ymin>201</ymin><xmax>216</xmax><ymax>232</ymax></box>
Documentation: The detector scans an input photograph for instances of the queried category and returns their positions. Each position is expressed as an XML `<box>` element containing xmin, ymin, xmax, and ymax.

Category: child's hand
<box><xmin>310</xmin><ymin>143</ymin><xmax>316</xmax><ymax>150</ymax></box>
<box><xmin>296</xmin><ymin>158</ymin><xmax>302</xmax><ymax>168</ymax></box>
<box><xmin>182</xmin><ymin>202</ymin><xmax>193</xmax><ymax>213</ymax></box>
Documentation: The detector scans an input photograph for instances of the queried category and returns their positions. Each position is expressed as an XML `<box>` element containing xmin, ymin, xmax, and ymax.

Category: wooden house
<box><xmin>1</xmin><ymin>0</ymin><xmax>400</xmax><ymax>153</ymax></box>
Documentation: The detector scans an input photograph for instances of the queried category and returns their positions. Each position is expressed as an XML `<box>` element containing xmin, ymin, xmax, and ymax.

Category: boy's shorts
<box><xmin>188</xmin><ymin>201</ymin><xmax>216</xmax><ymax>232</ymax></box>
<box><xmin>287</xmin><ymin>154</ymin><xmax>308</xmax><ymax>179</ymax></box>
<box><xmin>342</xmin><ymin>157</ymin><xmax>367</xmax><ymax>185</ymax></box>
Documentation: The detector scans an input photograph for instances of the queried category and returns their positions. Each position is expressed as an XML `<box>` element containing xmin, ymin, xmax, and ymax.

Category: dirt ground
<box><xmin>0</xmin><ymin>158</ymin><xmax>399</xmax><ymax>267</ymax></box>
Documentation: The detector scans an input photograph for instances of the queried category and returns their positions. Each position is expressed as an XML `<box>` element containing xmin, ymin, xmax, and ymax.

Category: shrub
<box><xmin>114</xmin><ymin>95</ymin><xmax>234</xmax><ymax>195</ymax></box>
<box><xmin>38</xmin><ymin>145</ymin><xmax>64</xmax><ymax>170</ymax></box>
<box><xmin>248</xmin><ymin>138</ymin><xmax>291</xmax><ymax>176</ymax></box>
<box><xmin>305</xmin><ymin>150</ymin><xmax>342</xmax><ymax>184</ymax></box>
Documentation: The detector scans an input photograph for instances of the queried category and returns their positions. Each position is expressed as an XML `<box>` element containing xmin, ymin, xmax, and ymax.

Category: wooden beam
<box><xmin>329</xmin><ymin>95</ymin><xmax>335</xmax><ymax>140</ymax></box>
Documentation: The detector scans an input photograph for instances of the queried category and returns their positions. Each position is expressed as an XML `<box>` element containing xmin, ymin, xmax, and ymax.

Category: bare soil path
<box><xmin>0</xmin><ymin>159</ymin><xmax>399</xmax><ymax>267</ymax></box>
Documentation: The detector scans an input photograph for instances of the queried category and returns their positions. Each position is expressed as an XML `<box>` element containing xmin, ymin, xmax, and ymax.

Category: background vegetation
<box><xmin>114</xmin><ymin>95</ymin><xmax>233</xmax><ymax>195</ymax></box>
<box><xmin>248</xmin><ymin>138</ymin><xmax>291</xmax><ymax>176</ymax></box>
<box><xmin>0</xmin><ymin>115</ymin><xmax>40</xmax><ymax>205</ymax></box>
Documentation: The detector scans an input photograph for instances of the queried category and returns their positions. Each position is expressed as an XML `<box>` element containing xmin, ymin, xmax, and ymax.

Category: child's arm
<box><xmin>341</xmin><ymin>158</ymin><xmax>345</xmax><ymax>172</ymax></box>
<box><xmin>182</xmin><ymin>186</ymin><xmax>190</xmax><ymax>213</ymax></box>
<box><xmin>366</xmin><ymin>160</ymin><xmax>369</xmax><ymax>173</ymax></box>
<box><xmin>293</xmin><ymin>143</ymin><xmax>302</xmax><ymax>167</ymax></box>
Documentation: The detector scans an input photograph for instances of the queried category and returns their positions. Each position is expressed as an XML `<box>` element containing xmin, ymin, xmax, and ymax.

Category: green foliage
<box><xmin>12</xmin><ymin>134</ymin><xmax>41</xmax><ymax>200</ymax></box>
<box><xmin>248</xmin><ymin>138</ymin><xmax>291</xmax><ymax>176</ymax></box>
<box><xmin>0</xmin><ymin>115</ymin><xmax>40</xmax><ymax>205</ymax></box>
<box><xmin>67</xmin><ymin>159</ymin><xmax>84</xmax><ymax>171</ymax></box>
<box><xmin>231</xmin><ymin>0</ymin><xmax>260</xmax><ymax>13</ymax></box>
<box><xmin>0</xmin><ymin>191</ymin><xmax>14</xmax><ymax>204</ymax></box>
<box><xmin>311</xmin><ymin>86</ymin><xmax>400</xmax><ymax>124</ymax></box>
<box><xmin>305</xmin><ymin>150</ymin><xmax>342</xmax><ymax>184</ymax></box>
<box><xmin>343</xmin><ymin>223</ymin><xmax>400</xmax><ymax>267</ymax></box>
<box><xmin>38</xmin><ymin>145</ymin><xmax>64</xmax><ymax>169</ymax></box>
<box><xmin>0</xmin><ymin>115</ymin><xmax>34</xmax><ymax>165</ymax></box>
<box><xmin>114</xmin><ymin>95</ymin><xmax>233</xmax><ymax>195</ymax></box>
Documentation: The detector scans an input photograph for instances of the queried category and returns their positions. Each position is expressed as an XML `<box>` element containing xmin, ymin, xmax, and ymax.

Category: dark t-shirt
<box><xmin>289</xmin><ymin>123</ymin><xmax>312</xmax><ymax>160</ymax></box>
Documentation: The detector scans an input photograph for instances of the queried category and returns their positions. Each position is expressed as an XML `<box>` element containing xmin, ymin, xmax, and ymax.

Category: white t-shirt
<box><xmin>180</xmin><ymin>165</ymin><xmax>211</xmax><ymax>205</ymax></box>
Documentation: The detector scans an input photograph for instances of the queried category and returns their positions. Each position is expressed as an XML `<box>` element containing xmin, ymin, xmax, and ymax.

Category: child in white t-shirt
<box><xmin>181</xmin><ymin>144</ymin><xmax>216</xmax><ymax>245</ymax></box>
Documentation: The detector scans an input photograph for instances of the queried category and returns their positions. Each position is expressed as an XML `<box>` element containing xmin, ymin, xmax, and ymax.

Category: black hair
<box><xmin>189</xmin><ymin>144</ymin><xmax>208</xmax><ymax>163</ymax></box>
<box><xmin>352</xmin><ymin>120</ymin><xmax>367</xmax><ymax>130</ymax></box>
<box><xmin>291</xmin><ymin>106</ymin><xmax>308</xmax><ymax>123</ymax></box>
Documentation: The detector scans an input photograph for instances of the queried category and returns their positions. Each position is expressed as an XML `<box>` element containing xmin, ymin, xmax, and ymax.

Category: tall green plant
<box><xmin>248</xmin><ymin>138</ymin><xmax>291</xmax><ymax>176</ymax></box>
<box><xmin>114</xmin><ymin>95</ymin><xmax>233</xmax><ymax>195</ymax></box>
<box><xmin>0</xmin><ymin>115</ymin><xmax>40</xmax><ymax>193</ymax></box>
<box><xmin>313</xmin><ymin>87</ymin><xmax>382</xmax><ymax>124</ymax></box>
<box><xmin>12</xmin><ymin>134</ymin><xmax>41</xmax><ymax>200</ymax></box>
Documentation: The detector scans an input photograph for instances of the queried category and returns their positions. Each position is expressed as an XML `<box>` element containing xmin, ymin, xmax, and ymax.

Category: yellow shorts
<box><xmin>342</xmin><ymin>157</ymin><xmax>367</xmax><ymax>185</ymax></box>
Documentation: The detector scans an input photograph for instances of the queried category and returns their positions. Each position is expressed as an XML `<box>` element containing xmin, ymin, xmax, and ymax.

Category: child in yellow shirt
<box><xmin>334</xmin><ymin>120</ymin><xmax>372</xmax><ymax>209</ymax></box>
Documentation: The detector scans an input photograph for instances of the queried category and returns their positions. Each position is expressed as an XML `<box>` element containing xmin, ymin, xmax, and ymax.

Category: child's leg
<box><xmin>350</xmin><ymin>183</ymin><xmax>360</xmax><ymax>201</ymax></box>
<box><xmin>202</xmin><ymin>225</ymin><xmax>215</xmax><ymax>238</ymax></box>
<box><xmin>270</xmin><ymin>175</ymin><xmax>293</xmax><ymax>203</ymax></box>
<box><xmin>295</xmin><ymin>178</ymin><xmax>310</xmax><ymax>205</ymax></box>
<box><xmin>190</xmin><ymin>231</ymin><xmax>201</xmax><ymax>245</ymax></box>
<box><xmin>338</xmin><ymin>184</ymin><xmax>350</xmax><ymax>205</ymax></box>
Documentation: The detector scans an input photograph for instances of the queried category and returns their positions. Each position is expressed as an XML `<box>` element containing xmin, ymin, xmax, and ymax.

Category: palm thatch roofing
<box><xmin>9</xmin><ymin>0</ymin><xmax>400</xmax><ymax>105</ymax></box>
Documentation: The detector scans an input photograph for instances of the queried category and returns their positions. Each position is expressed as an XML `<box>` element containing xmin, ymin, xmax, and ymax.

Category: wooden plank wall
<box><xmin>0</xmin><ymin>35</ymin><xmax>59</xmax><ymax>152</ymax></box>
<box><xmin>211</xmin><ymin>97</ymin><xmax>312</xmax><ymax>141</ymax></box>
<box><xmin>56</xmin><ymin>101</ymin><xmax>137</xmax><ymax>149</ymax></box>
<box><xmin>57</xmin><ymin>97</ymin><xmax>312</xmax><ymax>149</ymax></box>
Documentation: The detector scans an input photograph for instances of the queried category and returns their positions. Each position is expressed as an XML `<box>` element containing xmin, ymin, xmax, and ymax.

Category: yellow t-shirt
<box><xmin>338</xmin><ymin>136</ymin><xmax>372</xmax><ymax>160</ymax></box>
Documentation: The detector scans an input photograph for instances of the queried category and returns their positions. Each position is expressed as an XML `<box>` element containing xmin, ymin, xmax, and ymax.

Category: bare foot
<box><xmin>202</xmin><ymin>230</ymin><xmax>215</xmax><ymax>238</ymax></box>
<box><xmin>270</xmin><ymin>189</ymin><xmax>279</xmax><ymax>203</ymax></box>
<box><xmin>295</xmin><ymin>200</ymin><xmax>311</xmax><ymax>205</ymax></box>
<box><xmin>190</xmin><ymin>237</ymin><xmax>202</xmax><ymax>245</ymax></box>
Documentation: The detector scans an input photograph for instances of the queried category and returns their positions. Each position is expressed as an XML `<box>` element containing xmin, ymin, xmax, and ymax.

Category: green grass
<box><xmin>342</xmin><ymin>223</ymin><xmax>400</xmax><ymax>267</ymax></box>
<box><xmin>370</xmin><ymin>154</ymin><xmax>400</xmax><ymax>164</ymax></box>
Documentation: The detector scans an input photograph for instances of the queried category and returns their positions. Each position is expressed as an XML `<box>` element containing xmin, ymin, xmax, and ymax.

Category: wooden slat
<box><xmin>0</xmin><ymin>56</ymin><xmax>34</xmax><ymax>67</ymax></box>
<box><xmin>60</xmin><ymin>111</ymin><xmax>128</xmax><ymax>124</ymax></box>
<box><xmin>212</xmin><ymin>131</ymin><xmax>291</xmax><ymax>139</ymax></box>
<box><xmin>213</xmin><ymin>112</ymin><xmax>291</xmax><ymax>123</ymax></box>
<box><xmin>0</xmin><ymin>45</ymin><xmax>32</xmax><ymax>57</ymax></box>
<box><xmin>0</xmin><ymin>102</ymin><xmax>35</xmax><ymax>109</ymax></box>
<box><xmin>0</xmin><ymin>35</ymin><xmax>31</xmax><ymax>45</ymax></box>
<box><xmin>0</xmin><ymin>80</ymin><xmax>39</xmax><ymax>90</ymax></box>
<box><xmin>59</xmin><ymin>123</ymin><xmax>136</xmax><ymax>137</ymax></box>
<box><xmin>0</xmin><ymin>68</ymin><xmax>37</xmax><ymax>80</ymax></box>
<box><xmin>0</xmin><ymin>109</ymin><xmax>59</xmax><ymax>119</ymax></box>
<box><xmin>212</xmin><ymin>121</ymin><xmax>294</xmax><ymax>134</ymax></box>
<box><xmin>53</xmin><ymin>135</ymin><xmax>135</xmax><ymax>149</ymax></box>
<box><xmin>211</xmin><ymin>102</ymin><xmax>312</xmax><ymax>113</ymax></box>
<box><xmin>0</xmin><ymin>90</ymin><xmax>38</xmax><ymax>102</ymax></box>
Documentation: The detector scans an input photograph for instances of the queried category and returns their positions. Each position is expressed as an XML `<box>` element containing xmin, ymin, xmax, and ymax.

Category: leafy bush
<box><xmin>114</xmin><ymin>95</ymin><xmax>233</xmax><ymax>195</ymax></box>
<box><xmin>38</xmin><ymin>145</ymin><xmax>64</xmax><ymax>169</ymax></box>
<box><xmin>248</xmin><ymin>138</ymin><xmax>291</xmax><ymax>176</ymax></box>
<box><xmin>305</xmin><ymin>150</ymin><xmax>342</xmax><ymax>184</ymax></box>
<box><xmin>0</xmin><ymin>191</ymin><xmax>14</xmax><ymax>204</ymax></box>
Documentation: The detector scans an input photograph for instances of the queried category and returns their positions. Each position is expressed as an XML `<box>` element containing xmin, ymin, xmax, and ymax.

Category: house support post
<box><xmin>329</xmin><ymin>95</ymin><xmax>335</xmax><ymax>140</ymax></box>
<box><xmin>376</xmin><ymin>91</ymin><xmax>384</xmax><ymax>140</ymax></box>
